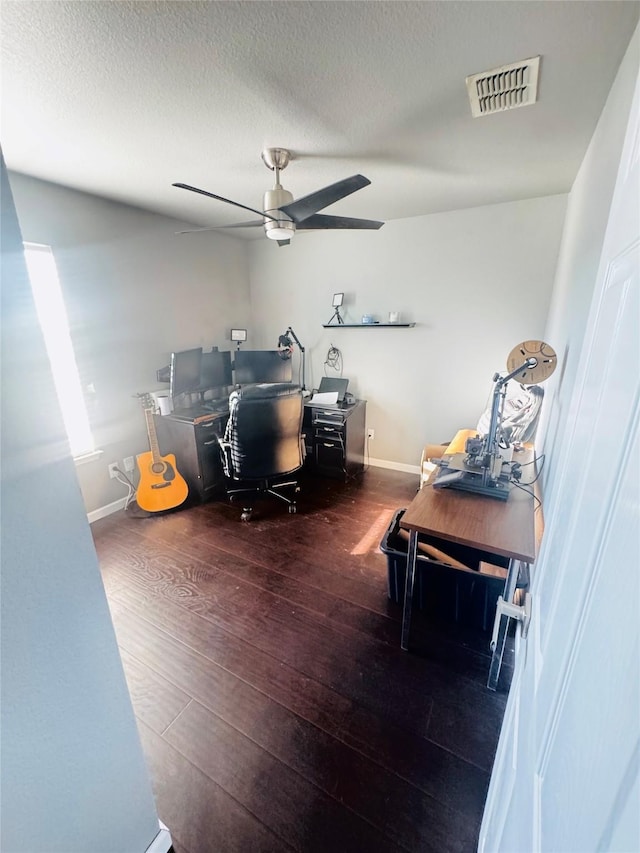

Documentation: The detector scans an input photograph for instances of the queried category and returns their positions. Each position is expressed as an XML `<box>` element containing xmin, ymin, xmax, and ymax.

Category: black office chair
<box><xmin>219</xmin><ymin>383</ymin><xmax>305</xmax><ymax>521</ymax></box>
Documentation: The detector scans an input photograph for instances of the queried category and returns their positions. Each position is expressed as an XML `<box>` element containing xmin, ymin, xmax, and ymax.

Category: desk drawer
<box><xmin>314</xmin><ymin>424</ymin><xmax>345</xmax><ymax>441</ymax></box>
<box><xmin>312</xmin><ymin>409</ymin><xmax>347</xmax><ymax>428</ymax></box>
<box><xmin>315</xmin><ymin>436</ymin><xmax>344</xmax><ymax>470</ymax></box>
<box><xmin>195</xmin><ymin>419</ymin><xmax>222</xmax><ymax>441</ymax></box>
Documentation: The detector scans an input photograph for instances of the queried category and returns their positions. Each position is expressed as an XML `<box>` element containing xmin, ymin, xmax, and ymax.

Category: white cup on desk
<box><xmin>152</xmin><ymin>391</ymin><xmax>173</xmax><ymax>416</ymax></box>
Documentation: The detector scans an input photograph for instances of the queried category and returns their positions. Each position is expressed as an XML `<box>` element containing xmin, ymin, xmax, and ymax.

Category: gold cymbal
<box><xmin>507</xmin><ymin>340</ymin><xmax>557</xmax><ymax>384</ymax></box>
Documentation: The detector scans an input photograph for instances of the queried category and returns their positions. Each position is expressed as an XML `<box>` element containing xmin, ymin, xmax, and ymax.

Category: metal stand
<box><xmin>487</xmin><ymin>561</ymin><xmax>531</xmax><ymax>690</ymax></box>
<box><xmin>326</xmin><ymin>306</ymin><xmax>344</xmax><ymax>325</ymax></box>
<box><xmin>278</xmin><ymin>326</ymin><xmax>306</xmax><ymax>391</ymax></box>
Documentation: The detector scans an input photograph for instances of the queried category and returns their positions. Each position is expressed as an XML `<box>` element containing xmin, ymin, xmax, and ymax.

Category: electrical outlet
<box><xmin>367</xmin><ymin>428</ymin><xmax>375</xmax><ymax>440</ymax></box>
<box><xmin>108</xmin><ymin>462</ymin><xmax>119</xmax><ymax>479</ymax></box>
<box><xmin>123</xmin><ymin>456</ymin><xmax>135</xmax><ymax>473</ymax></box>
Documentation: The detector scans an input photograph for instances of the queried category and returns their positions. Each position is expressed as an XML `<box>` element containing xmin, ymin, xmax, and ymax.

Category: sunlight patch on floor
<box><xmin>350</xmin><ymin>508</ymin><xmax>396</xmax><ymax>556</ymax></box>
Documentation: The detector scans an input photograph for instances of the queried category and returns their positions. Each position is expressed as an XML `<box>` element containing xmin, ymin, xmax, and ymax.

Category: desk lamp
<box><xmin>277</xmin><ymin>326</ymin><xmax>306</xmax><ymax>391</ymax></box>
<box><xmin>434</xmin><ymin>340</ymin><xmax>557</xmax><ymax>500</ymax></box>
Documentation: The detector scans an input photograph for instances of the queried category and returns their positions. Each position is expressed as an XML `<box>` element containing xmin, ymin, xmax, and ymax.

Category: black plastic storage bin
<box><xmin>380</xmin><ymin>508</ymin><xmax>510</xmax><ymax>632</ymax></box>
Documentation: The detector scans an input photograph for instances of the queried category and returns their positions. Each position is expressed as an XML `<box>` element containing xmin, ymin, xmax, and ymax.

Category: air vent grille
<box><xmin>466</xmin><ymin>56</ymin><xmax>540</xmax><ymax>117</ymax></box>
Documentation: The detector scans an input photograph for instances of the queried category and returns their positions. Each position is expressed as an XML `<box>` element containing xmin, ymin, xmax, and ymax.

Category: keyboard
<box><xmin>171</xmin><ymin>404</ymin><xmax>228</xmax><ymax>421</ymax></box>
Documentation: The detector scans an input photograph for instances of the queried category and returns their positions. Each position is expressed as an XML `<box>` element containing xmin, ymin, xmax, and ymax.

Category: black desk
<box><xmin>303</xmin><ymin>399</ymin><xmax>366</xmax><ymax>480</ymax></box>
<box><xmin>153</xmin><ymin>408</ymin><xmax>228</xmax><ymax>503</ymax></box>
<box><xmin>155</xmin><ymin>396</ymin><xmax>367</xmax><ymax>500</ymax></box>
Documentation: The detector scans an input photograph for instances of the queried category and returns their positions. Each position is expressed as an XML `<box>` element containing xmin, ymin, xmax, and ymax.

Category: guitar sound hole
<box><xmin>151</xmin><ymin>462</ymin><xmax>165</xmax><ymax>475</ymax></box>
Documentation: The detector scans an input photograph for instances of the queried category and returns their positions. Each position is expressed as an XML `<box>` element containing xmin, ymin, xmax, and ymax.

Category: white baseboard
<box><xmin>145</xmin><ymin>821</ymin><xmax>172</xmax><ymax>853</ymax></box>
<box><xmin>87</xmin><ymin>496</ymin><xmax>128</xmax><ymax>524</ymax></box>
<box><xmin>367</xmin><ymin>457</ymin><xmax>421</xmax><ymax>475</ymax></box>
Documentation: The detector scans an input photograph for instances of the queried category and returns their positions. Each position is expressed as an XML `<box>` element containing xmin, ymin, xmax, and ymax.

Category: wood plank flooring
<box><xmin>92</xmin><ymin>468</ymin><xmax>512</xmax><ymax>853</ymax></box>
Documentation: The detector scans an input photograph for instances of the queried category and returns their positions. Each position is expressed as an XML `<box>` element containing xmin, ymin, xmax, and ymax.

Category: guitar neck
<box><xmin>144</xmin><ymin>408</ymin><xmax>161</xmax><ymax>463</ymax></box>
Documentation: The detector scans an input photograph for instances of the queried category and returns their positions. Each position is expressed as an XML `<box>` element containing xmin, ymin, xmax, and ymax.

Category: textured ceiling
<box><xmin>2</xmin><ymin>1</ymin><xmax>638</xmax><ymax>236</ymax></box>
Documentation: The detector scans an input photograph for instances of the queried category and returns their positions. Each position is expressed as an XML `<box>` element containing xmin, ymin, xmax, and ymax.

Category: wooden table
<box><xmin>400</xmin><ymin>443</ymin><xmax>537</xmax><ymax>690</ymax></box>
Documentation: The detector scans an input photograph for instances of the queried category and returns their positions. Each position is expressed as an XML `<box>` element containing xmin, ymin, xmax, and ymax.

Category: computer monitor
<box><xmin>233</xmin><ymin>350</ymin><xmax>292</xmax><ymax>385</ymax></box>
<box><xmin>200</xmin><ymin>349</ymin><xmax>233</xmax><ymax>391</ymax></box>
<box><xmin>170</xmin><ymin>347</ymin><xmax>203</xmax><ymax>400</ymax></box>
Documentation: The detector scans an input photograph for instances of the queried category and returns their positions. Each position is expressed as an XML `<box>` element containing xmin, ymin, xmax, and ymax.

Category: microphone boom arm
<box><xmin>278</xmin><ymin>326</ymin><xmax>306</xmax><ymax>391</ymax></box>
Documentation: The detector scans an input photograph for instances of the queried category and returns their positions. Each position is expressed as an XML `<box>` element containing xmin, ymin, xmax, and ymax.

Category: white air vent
<box><xmin>466</xmin><ymin>56</ymin><xmax>540</xmax><ymax>117</ymax></box>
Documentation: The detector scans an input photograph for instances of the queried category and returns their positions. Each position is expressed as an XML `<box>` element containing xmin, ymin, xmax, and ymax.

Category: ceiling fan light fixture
<box><xmin>263</xmin><ymin>184</ymin><xmax>295</xmax><ymax>240</ymax></box>
<box><xmin>264</xmin><ymin>221</ymin><xmax>296</xmax><ymax>241</ymax></box>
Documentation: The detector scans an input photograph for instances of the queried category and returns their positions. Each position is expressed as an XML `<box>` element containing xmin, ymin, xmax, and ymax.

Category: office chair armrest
<box><xmin>218</xmin><ymin>438</ymin><xmax>233</xmax><ymax>478</ymax></box>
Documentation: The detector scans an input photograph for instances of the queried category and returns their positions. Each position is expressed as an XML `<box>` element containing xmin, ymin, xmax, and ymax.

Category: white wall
<box><xmin>248</xmin><ymin>195</ymin><xmax>567</xmax><ymax>468</ymax></box>
<box><xmin>8</xmin><ymin>172</ymin><xmax>251</xmax><ymax>513</ymax></box>
<box><xmin>1</xmin><ymin>157</ymin><xmax>162</xmax><ymax>851</ymax></box>
<box><xmin>539</xmin><ymin>22</ymin><xmax>640</xmax><ymax>511</ymax></box>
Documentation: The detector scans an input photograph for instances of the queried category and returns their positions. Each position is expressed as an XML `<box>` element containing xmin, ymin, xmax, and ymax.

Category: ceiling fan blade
<box><xmin>296</xmin><ymin>214</ymin><xmax>384</xmax><ymax>231</ymax></box>
<box><xmin>279</xmin><ymin>174</ymin><xmax>371</xmax><ymax>223</ymax></box>
<box><xmin>172</xmin><ymin>182</ymin><xmax>277</xmax><ymax>222</ymax></box>
<box><xmin>176</xmin><ymin>220</ymin><xmax>264</xmax><ymax>234</ymax></box>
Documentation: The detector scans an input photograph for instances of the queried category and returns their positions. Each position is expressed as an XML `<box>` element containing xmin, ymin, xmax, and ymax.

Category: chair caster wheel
<box><xmin>289</xmin><ymin>505</ymin><xmax>297</xmax><ymax>514</ymax></box>
<box><xmin>241</xmin><ymin>509</ymin><xmax>252</xmax><ymax>522</ymax></box>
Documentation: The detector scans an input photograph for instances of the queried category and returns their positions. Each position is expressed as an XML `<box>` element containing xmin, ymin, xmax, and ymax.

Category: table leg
<box><xmin>401</xmin><ymin>530</ymin><xmax>420</xmax><ymax>651</ymax></box>
<box><xmin>487</xmin><ymin>559</ymin><xmax>526</xmax><ymax>690</ymax></box>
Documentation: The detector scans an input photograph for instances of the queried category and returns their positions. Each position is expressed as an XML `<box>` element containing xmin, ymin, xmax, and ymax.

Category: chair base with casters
<box><xmin>218</xmin><ymin>382</ymin><xmax>305</xmax><ymax>521</ymax></box>
<box><xmin>227</xmin><ymin>476</ymin><xmax>300</xmax><ymax>521</ymax></box>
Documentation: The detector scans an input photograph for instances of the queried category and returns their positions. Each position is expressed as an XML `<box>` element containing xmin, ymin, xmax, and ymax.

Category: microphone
<box><xmin>277</xmin><ymin>333</ymin><xmax>293</xmax><ymax>359</ymax></box>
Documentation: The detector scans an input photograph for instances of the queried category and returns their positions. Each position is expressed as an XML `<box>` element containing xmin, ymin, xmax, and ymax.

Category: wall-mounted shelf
<box><xmin>322</xmin><ymin>323</ymin><xmax>416</xmax><ymax>328</ymax></box>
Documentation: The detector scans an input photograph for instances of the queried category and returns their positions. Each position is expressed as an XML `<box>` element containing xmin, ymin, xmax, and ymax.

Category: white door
<box><xmin>479</xmin><ymin>69</ymin><xmax>640</xmax><ymax>851</ymax></box>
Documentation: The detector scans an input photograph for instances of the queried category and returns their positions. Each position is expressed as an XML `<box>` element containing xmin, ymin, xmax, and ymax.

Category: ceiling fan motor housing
<box><xmin>263</xmin><ymin>187</ymin><xmax>296</xmax><ymax>239</ymax></box>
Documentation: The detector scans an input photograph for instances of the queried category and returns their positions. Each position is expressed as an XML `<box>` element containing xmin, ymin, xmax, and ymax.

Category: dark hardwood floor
<box><xmin>92</xmin><ymin>468</ymin><xmax>511</xmax><ymax>853</ymax></box>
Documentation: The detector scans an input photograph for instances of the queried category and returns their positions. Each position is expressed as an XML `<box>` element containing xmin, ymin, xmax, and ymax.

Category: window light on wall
<box><xmin>23</xmin><ymin>243</ymin><xmax>96</xmax><ymax>460</ymax></box>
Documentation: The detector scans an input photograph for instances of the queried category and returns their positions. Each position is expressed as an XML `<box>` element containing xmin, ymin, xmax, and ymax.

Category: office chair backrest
<box><xmin>226</xmin><ymin>383</ymin><xmax>304</xmax><ymax>480</ymax></box>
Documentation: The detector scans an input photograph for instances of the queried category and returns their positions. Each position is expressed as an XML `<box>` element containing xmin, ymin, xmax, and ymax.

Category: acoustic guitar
<box><xmin>135</xmin><ymin>394</ymin><xmax>189</xmax><ymax>512</ymax></box>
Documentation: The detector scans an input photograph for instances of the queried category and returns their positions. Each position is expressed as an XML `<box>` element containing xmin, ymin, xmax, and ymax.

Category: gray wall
<box><xmin>248</xmin><ymin>194</ymin><xmax>567</xmax><ymax>468</ymax></box>
<box><xmin>9</xmin><ymin>173</ymin><xmax>251</xmax><ymax>514</ymax></box>
<box><xmin>1</xmin><ymin>159</ymin><xmax>161</xmax><ymax>851</ymax></box>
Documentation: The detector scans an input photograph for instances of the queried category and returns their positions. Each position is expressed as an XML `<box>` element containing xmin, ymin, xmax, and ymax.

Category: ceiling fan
<box><xmin>173</xmin><ymin>148</ymin><xmax>384</xmax><ymax>246</ymax></box>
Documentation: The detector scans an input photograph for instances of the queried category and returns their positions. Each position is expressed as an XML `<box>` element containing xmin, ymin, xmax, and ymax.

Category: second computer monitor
<box><xmin>234</xmin><ymin>350</ymin><xmax>292</xmax><ymax>385</ymax></box>
<box><xmin>170</xmin><ymin>347</ymin><xmax>203</xmax><ymax>399</ymax></box>
<box><xmin>200</xmin><ymin>349</ymin><xmax>233</xmax><ymax>391</ymax></box>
